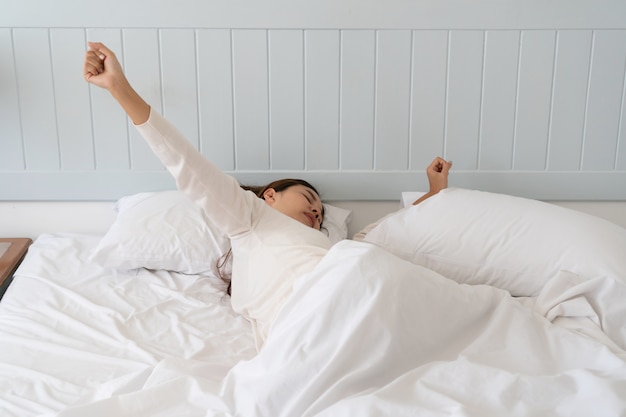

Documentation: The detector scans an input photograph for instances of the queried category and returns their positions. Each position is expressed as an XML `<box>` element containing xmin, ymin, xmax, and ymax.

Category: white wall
<box><xmin>3</xmin><ymin>0</ymin><xmax>626</xmax><ymax>30</ymax></box>
<box><xmin>1</xmin><ymin>0</ymin><xmax>625</xmax><ymax>203</ymax></box>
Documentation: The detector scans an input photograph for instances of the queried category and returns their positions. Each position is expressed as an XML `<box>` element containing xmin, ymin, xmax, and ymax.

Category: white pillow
<box><xmin>401</xmin><ymin>191</ymin><xmax>426</xmax><ymax>208</ymax></box>
<box><xmin>364</xmin><ymin>187</ymin><xmax>626</xmax><ymax>296</ymax></box>
<box><xmin>322</xmin><ymin>204</ymin><xmax>352</xmax><ymax>244</ymax></box>
<box><xmin>91</xmin><ymin>191</ymin><xmax>352</xmax><ymax>274</ymax></box>
<box><xmin>91</xmin><ymin>191</ymin><xmax>229</xmax><ymax>275</ymax></box>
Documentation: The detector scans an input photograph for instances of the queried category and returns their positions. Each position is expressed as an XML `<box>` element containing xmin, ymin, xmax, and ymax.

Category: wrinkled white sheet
<box><xmin>37</xmin><ymin>239</ymin><xmax>626</xmax><ymax>417</ymax></box>
<box><xmin>0</xmin><ymin>234</ymin><xmax>255</xmax><ymax>417</ymax></box>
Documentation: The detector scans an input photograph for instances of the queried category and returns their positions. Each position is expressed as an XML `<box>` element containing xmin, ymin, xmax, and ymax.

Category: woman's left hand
<box><xmin>426</xmin><ymin>157</ymin><xmax>452</xmax><ymax>194</ymax></box>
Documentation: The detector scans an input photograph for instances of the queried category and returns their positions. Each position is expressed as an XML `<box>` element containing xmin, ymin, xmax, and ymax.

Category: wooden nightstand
<box><xmin>0</xmin><ymin>238</ymin><xmax>33</xmax><ymax>300</ymax></box>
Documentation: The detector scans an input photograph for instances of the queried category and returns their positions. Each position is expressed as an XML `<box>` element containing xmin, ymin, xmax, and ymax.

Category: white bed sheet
<box><xmin>2</xmin><ymin>234</ymin><xmax>626</xmax><ymax>417</ymax></box>
<box><xmin>0</xmin><ymin>234</ymin><xmax>256</xmax><ymax>417</ymax></box>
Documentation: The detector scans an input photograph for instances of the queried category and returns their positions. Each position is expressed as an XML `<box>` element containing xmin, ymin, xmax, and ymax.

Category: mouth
<box><xmin>305</xmin><ymin>213</ymin><xmax>315</xmax><ymax>227</ymax></box>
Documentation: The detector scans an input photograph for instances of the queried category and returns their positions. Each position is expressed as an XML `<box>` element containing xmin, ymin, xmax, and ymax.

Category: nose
<box><xmin>312</xmin><ymin>208</ymin><xmax>320</xmax><ymax>219</ymax></box>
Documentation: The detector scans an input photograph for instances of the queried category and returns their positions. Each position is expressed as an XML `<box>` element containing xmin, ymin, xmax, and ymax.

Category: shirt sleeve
<box><xmin>134</xmin><ymin>108</ymin><xmax>259</xmax><ymax>237</ymax></box>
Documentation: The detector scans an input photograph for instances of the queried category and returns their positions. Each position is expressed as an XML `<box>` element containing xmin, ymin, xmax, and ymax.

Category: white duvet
<box><xmin>45</xmin><ymin>240</ymin><xmax>626</xmax><ymax>416</ymax></box>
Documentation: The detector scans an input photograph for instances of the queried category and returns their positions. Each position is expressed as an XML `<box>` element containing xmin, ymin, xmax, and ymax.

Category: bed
<box><xmin>2</xmin><ymin>0</ymin><xmax>626</xmax><ymax>414</ymax></box>
<box><xmin>1</xmin><ymin>188</ymin><xmax>625</xmax><ymax>417</ymax></box>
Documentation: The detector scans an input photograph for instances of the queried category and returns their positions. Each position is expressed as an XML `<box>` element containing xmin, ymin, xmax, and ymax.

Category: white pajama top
<box><xmin>135</xmin><ymin>109</ymin><xmax>332</xmax><ymax>349</ymax></box>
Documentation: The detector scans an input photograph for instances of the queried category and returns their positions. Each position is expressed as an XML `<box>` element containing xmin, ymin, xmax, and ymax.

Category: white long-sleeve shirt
<box><xmin>136</xmin><ymin>110</ymin><xmax>332</xmax><ymax>349</ymax></box>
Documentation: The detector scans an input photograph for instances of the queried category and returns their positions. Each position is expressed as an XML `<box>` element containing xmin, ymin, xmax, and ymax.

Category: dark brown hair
<box><xmin>218</xmin><ymin>179</ymin><xmax>324</xmax><ymax>295</ymax></box>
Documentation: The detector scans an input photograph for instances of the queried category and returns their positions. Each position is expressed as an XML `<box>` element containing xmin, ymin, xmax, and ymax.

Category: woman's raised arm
<box><xmin>83</xmin><ymin>42</ymin><xmax>258</xmax><ymax>237</ymax></box>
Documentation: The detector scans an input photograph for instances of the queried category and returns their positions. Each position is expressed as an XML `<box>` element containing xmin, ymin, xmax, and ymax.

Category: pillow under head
<box><xmin>91</xmin><ymin>190</ymin><xmax>352</xmax><ymax>275</ymax></box>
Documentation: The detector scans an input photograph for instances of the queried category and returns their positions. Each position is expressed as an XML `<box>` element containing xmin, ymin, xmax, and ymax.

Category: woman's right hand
<box><xmin>83</xmin><ymin>42</ymin><xmax>127</xmax><ymax>92</ymax></box>
<box><xmin>83</xmin><ymin>42</ymin><xmax>150</xmax><ymax>125</ymax></box>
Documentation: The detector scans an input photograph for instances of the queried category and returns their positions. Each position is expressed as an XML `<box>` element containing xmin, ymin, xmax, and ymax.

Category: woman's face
<box><xmin>263</xmin><ymin>185</ymin><xmax>323</xmax><ymax>230</ymax></box>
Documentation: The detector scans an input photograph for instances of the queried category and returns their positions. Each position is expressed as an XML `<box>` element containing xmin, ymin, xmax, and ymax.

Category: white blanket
<box><xmin>53</xmin><ymin>240</ymin><xmax>626</xmax><ymax>416</ymax></box>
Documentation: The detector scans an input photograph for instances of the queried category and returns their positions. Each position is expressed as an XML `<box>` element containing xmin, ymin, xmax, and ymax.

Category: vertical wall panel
<box><xmin>1</xmin><ymin>22</ymin><xmax>625</xmax><ymax>202</ymax></box>
<box><xmin>479</xmin><ymin>30</ymin><xmax>519</xmax><ymax>170</ymax></box>
<box><xmin>374</xmin><ymin>30</ymin><xmax>412</xmax><ymax>170</ymax></box>
<box><xmin>123</xmin><ymin>29</ymin><xmax>163</xmax><ymax>171</ymax></box>
<box><xmin>618</xmin><ymin>76</ymin><xmax>626</xmax><ymax>170</ymax></box>
<box><xmin>340</xmin><ymin>30</ymin><xmax>374</xmax><ymax>170</ymax></box>
<box><xmin>0</xmin><ymin>29</ymin><xmax>24</xmax><ymax>170</ymax></box>
<box><xmin>582</xmin><ymin>30</ymin><xmax>626</xmax><ymax>171</ymax></box>
<box><xmin>446</xmin><ymin>30</ymin><xmax>484</xmax><ymax>170</ymax></box>
<box><xmin>197</xmin><ymin>29</ymin><xmax>235</xmax><ymax>170</ymax></box>
<box><xmin>548</xmin><ymin>30</ymin><xmax>592</xmax><ymax>171</ymax></box>
<box><xmin>232</xmin><ymin>30</ymin><xmax>269</xmax><ymax>170</ymax></box>
<box><xmin>305</xmin><ymin>30</ymin><xmax>340</xmax><ymax>170</ymax></box>
<box><xmin>269</xmin><ymin>30</ymin><xmax>304</xmax><ymax>169</ymax></box>
<box><xmin>86</xmin><ymin>28</ymin><xmax>129</xmax><ymax>170</ymax></box>
<box><xmin>514</xmin><ymin>30</ymin><xmax>556</xmax><ymax>170</ymax></box>
<box><xmin>50</xmin><ymin>29</ymin><xmax>95</xmax><ymax>171</ymax></box>
<box><xmin>160</xmin><ymin>30</ymin><xmax>199</xmax><ymax>149</ymax></box>
<box><xmin>410</xmin><ymin>30</ymin><xmax>448</xmax><ymax>170</ymax></box>
<box><xmin>13</xmin><ymin>29</ymin><xmax>59</xmax><ymax>170</ymax></box>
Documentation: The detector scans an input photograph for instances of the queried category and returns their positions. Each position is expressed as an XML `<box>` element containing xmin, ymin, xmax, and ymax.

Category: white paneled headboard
<box><xmin>1</xmin><ymin>0</ymin><xmax>625</xmax><ymax>202</ymax></box>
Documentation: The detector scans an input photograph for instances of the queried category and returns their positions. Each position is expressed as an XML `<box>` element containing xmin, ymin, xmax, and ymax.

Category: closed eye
<box><xmin>303</xmin><ymin>189</ymin><xmax>324</xmax><ymax>224</ymax></box>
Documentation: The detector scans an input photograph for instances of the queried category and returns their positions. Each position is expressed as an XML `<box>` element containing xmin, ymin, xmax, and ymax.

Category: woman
<box><xmin>83</xmin><ymin>42</ymin><xmax>451</xmax><ymax>349</ymax></box>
